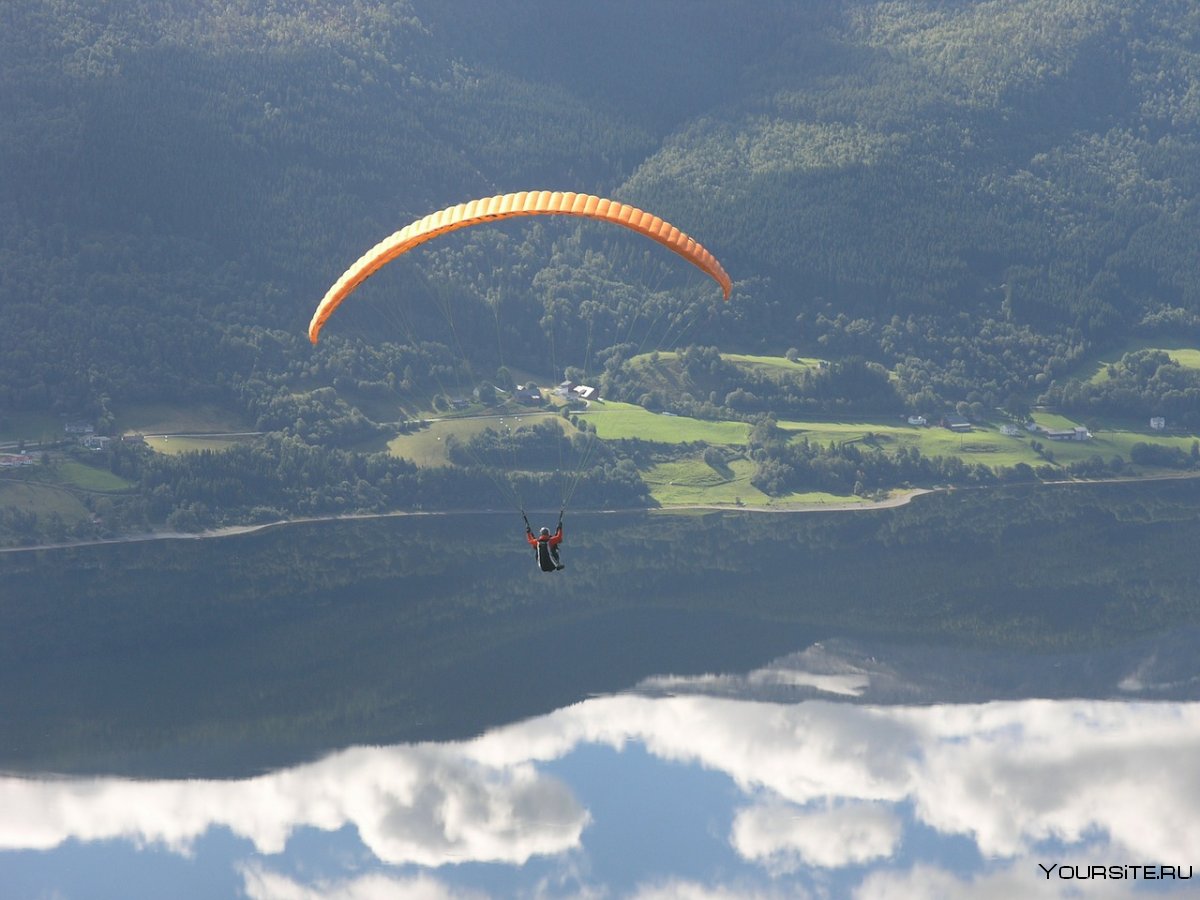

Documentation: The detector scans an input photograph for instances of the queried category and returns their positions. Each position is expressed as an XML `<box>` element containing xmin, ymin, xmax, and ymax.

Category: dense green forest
<box><xmin>4</xmin><ymin>0</ymin><xmax>1200</xmax><ymax>537</ymax></box>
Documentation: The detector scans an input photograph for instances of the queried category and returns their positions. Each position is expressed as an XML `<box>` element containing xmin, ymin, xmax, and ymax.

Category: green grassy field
<box><xmin>56</xmin><ymin>460</ymin><xmax>135</xmax><ymax>491</ymax></box>
<box><xmin>577</xmin><ymin>401</ymin><xmax>751</xmax><ymax>444</ymax></box>
<box><xmin>330</xmin><ymin>389</ymin><xmax>411</xmax><ymax>425</ymax></box>
<box><xmin>644</xmin><ymin>456</ymin><xmax>761</xmax><ymax>505</ymax></box>
<box><xmin>387</xmin><ymin>412</ymin><xmax>568</xmax><ymax>466</ymax></box>
<box><xmin>114</xmin><ymin>401</ymin><xmax>264</xmax><ymax>457</ymax></box>
<box><xmin>720</xmin><ymin>351</ymin><xmax>825</xmax><ymax>375</ymax></box>
<box><xmin>1080</xmin><ymin>340</ymin><xmax>1200</xmax><ymax>384</ymax></box>
<box><xmin>1025</xmin><ymin>410</ymin><xmax>1200</xmax><ymax>470</ymax></box>
<box><xmin>0</xmin><ymin>478</ymin><xmax>93</xmax><ymax>523</ymax></box>
<box><xmin>117</xmin><ymin>402</ymin><xmax>254</xmax><ymax>435</ymax></box>
<box><xmin>776</xmin><ymin>412</ymin><xmax>1200</xmax><ymax>474</ymax></box>
<box><xmin>643</xmin><ymin>454</ymin><xmax>874</xmax><ymax>508</ymax></box>
<box><xmin>635</xmin><ymin>349</ymin><xmax>824</xmax><ymax>375</ymax></box>
<box><xmin>144</xmin><ymin>435</ymin><xmax>259</xmax><ymax>456</ymax></box>
<box><xmin>388</xmin><ymin>399</ymin><xmax>1200</xmax><ymax>506</ymax></box>
<box><xmin>774</xmin><ymin>418</ymin><xmax>1046</xmax><ymax>468</ymax></box>
<box><xmin>23</xmin><ymin>344</ymin><xmax>1195</xmax><ymax>519</ymax></box>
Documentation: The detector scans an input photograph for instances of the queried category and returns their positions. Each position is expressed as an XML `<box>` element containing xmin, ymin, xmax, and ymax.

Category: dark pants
<box><xmin>537</xmin><ymin>541</ymin><xmax>561</xmax><ymax>571</ymax></box>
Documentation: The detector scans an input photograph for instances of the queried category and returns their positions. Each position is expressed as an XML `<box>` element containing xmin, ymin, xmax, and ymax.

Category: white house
<box><xmin>1151</xmin><ymin>416</ymin><xmax>1166</xmax><ymax>431</ymax></box>
<box><xmin>907</xmin><ymin>415</ymin><xmax>927</xmax><ymax>426</ymax></box>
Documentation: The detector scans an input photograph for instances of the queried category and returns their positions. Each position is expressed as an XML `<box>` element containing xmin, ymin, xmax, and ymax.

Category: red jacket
<box><xmin>526</xmin><ymin>525</ymin><xmax>563</xmax><ymax>548</ymax></box>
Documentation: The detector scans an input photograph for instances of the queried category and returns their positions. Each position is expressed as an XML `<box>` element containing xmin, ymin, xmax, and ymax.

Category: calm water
<box><xmin>2</xmin><ymin>482</ymin><xmax>1199</xmax><ymax>897</ymax></box>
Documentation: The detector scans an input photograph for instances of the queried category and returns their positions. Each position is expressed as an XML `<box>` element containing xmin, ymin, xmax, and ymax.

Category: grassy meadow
<box><xmin>636</xmin><ymin>350</ymin><xmax>825</xmax><ymax>378</ymax></box>
<box><xmin>1080</xmin><ymin>340</ymin><xmax>1200</xmax><ymax>384</ymax></box>
<box><xmin>0</xmin><ymin>458</ymin><xmax>134</xmax><ymax>534</ymax></box>
<box><xmin>55</xmin><ymin>460</ymin><xmax>135</xmax><ymax>492</ymax></box>
<box><xmin>144</xmin><ymin>434</ymin><xmax>259</xmax><ymax>455</ymax></box>
<box><xmin>18</xmin><ymin>350</ymin><xmax>1197</xmax><ymax>521</ymax></box>
<box><xmin>117</xmin><ymin>402</ymin><xmax>255</xmax><ymax>436</ymax></box>
<box><xmin>577</xmin><ymin>400</ymin><xmax>750</xmax><ymax>444</ymax></box>
<box><xmin>387</xmin><ymin>411</ymin><xmax>568</xmax><ymax>466</ymax></box>
<box><xmin>382</xmin><ymin>351</ymin><xmax>1200</xmax><ymax>508</ymax></box>
<box><xmin>0</xmin><ymin>479</ymin><xmax>92</xmax><ymax>524</ymax></box>
<box><xmin>643</xmin><ymin>454</ymin><xmax>876</xmax><ymax>508</ymax></box>
<box><xmin>114</xmin><ymin>402</ymin><xmax>262</xmax><ymax>456</ymax></box>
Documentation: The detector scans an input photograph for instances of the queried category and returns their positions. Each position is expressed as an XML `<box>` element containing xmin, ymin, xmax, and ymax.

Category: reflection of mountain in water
<box><xmin>635</xmin><ymin>626</ymin><xmax>1200</xmax><ymax>705</ymax></box>
<box><xmin>3</xmin><ymin>478</ymin><xmax>1200</xmax><ymax>777</ymax></box>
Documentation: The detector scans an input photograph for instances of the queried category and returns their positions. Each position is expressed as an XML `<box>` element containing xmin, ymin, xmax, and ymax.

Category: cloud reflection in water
<box><xmin>0</xmin><ymin>744</ymin><xmax>587</xmax><ymax>867</ymax></box>
<box><xmin>1</xmin><ymin>690</ymin><xmax>1197</xmax><ymax>896</ymax></box>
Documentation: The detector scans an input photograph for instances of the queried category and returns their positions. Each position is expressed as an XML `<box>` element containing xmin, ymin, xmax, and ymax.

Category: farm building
<box><xmin>1044</xmin><ymin>427</ymin><xmax>1090</xmax><ymax>441</ymax></box>
<box><xmin>513</xmin><ymin>385</ymin><xmax>544</xmax><ymax>405</ymax></box>
<box><xmin>941</xmin><ymin>415</ymin><xmax>972</xmax><ymax>432</ymax></box>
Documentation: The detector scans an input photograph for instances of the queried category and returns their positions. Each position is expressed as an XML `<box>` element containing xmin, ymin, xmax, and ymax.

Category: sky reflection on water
<box><xmin>3</xmin><ymin>652</ymin><xmax>1198</xmax><ymax>899</ymax></box>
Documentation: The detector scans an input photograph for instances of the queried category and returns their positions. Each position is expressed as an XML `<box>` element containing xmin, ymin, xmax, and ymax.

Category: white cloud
<box><xmin>0</xmin><ymin>744</ymin><xmax>587</xmax><ymax>867</ymax></box>
<box><xmin>746</xmin><ymin>667</ymin><xmax>871</xmax><ymax>696</ymax></box>
<box><xmin>2</xmin><ymin>694</ymin><xmax>1198</xmax><ymax>883</ymax></box>
<box><xmin>507</xmin><ymin>695</ymin><xmax>1200</xmax><ymax>866</ymax></box>
<box><xmin>899</xmin><ymin>700</ymin><xmax>1200</xmax><ymax>859</ymax></box>
<box><xmin>731</xmin><ymin>800</ymin><xmax>901</xmax><ymax>871</ymax></box>
<box><xmin>239</xmin><ymin>863</ymin><xmax>488</xmax><ymax>900</ymax></box>
<box><xmin>639</xmin><ymin>659</ymin><xmax>872</xmax><ymax>699</ymax></box>
<box><xmin>628</xmin><ymin>877</ymin><xmax>807</xmax><ymax>900</ymax></box>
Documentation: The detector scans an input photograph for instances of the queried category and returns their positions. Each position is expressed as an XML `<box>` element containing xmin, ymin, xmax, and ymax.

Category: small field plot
<box><xmin>1063</xmin><ymin>429</ymin><xmax>1200</xmax><ymax>472</ymax></box>
<box><xmin>722</xmin><ymin>352</ymin><xmax>825</xmax><ymax>377</ymax></box>
<box><xmin>578</xmin><ymin>401</ymin><xmax>750</xmax><ymax>445</ymax></box>
<box><xmin>1012</xmin><ymin>411</ymin><xmax>1200</xmax><ymax>471</ymax></box>
<box><xmin>388</xmin><ymin>412</ymin><xmax>565</xmax><ymax>466</ymax></box>
<box><xmin>904</xmin><ymin>425</ymin><xmax>1038</xmax><ymax>469</ymax></box>
<box><xmin>776</xmin><ymin>418</ymin><xmax>944</xmax><ymax>455</ymax></box>
<box><xmin>1030</xmin><ymin>411</ymin><xmax>1086</xmax><ymax>431</ymax></box>
<box><xmin>636</xmin><ymin>350</ymin><xmax>824</xmax><ymax>375</ymax></box>
<box><xmin>0</xmin><ymin>479</ymin><xmax>92</xmax><ymax>523</ymax></box>
<box><xmin>645</xmin><ymin>455</ymin><xmax>874</xmax><ymax>509</ymax></box>
<box><xmin>1082</xmin><ymin>341</ymin><xmax>1200</xmax><ymax>384</ymax></box>
<box><xmin>778</xmin><ymin>418</ymin><xmax>1050</xmax><ymax>471</ymax></box>
<box><xmin>56</xmin><ymin>460</ymin><xmax>134</xmax><ymax>491</ymax></box>
<box><xmin>645</xmin><ymin>456</ymin><xmax>762</xmax><ymax>506</ymax></box>
<box><xmin>144</xmin><ymin>434</ymin><xmax>259</xmax><ymax>455</ymax></box>
<box><xmin>119</xmin><ymin>402</ymin><xmax>255</xmax><ymax>435</ymax></box>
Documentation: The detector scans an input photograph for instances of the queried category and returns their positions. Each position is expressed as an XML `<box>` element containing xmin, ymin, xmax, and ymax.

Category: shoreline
<box><xmin>0</xmin><ymin>489</ymin><xmax>935</xmax><ymax>554</ymax></box>
<box><xmin>4</xmin><ymin>473</ymin><xmax>1198</xmax><ymax>554</ymax></box>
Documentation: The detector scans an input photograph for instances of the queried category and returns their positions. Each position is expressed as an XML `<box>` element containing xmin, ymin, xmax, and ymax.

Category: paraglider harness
<box><xmin>524</xmin><ymin>509</ymin><xmax>564</xmax><ymax>572</ymax></box>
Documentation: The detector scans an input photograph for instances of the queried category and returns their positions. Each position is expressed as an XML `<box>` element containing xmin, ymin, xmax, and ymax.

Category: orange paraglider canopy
<box><xmin>309</xmin><ymin>190</ymin><xmax>732</xmax><ymax>343</ymax></box>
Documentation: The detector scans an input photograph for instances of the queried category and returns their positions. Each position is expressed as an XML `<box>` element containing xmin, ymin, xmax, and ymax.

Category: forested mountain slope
<box><xmin>3</xmin><ymin>0</ymin><xmax>1200</xmax><ymax>422</ymax></box>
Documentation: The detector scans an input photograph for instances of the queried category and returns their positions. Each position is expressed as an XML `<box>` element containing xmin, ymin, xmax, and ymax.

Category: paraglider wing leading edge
<box><xmin>308</xmin><ymin>190</ymin><xmax>732</xmax><ymax>344</ymax></box>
